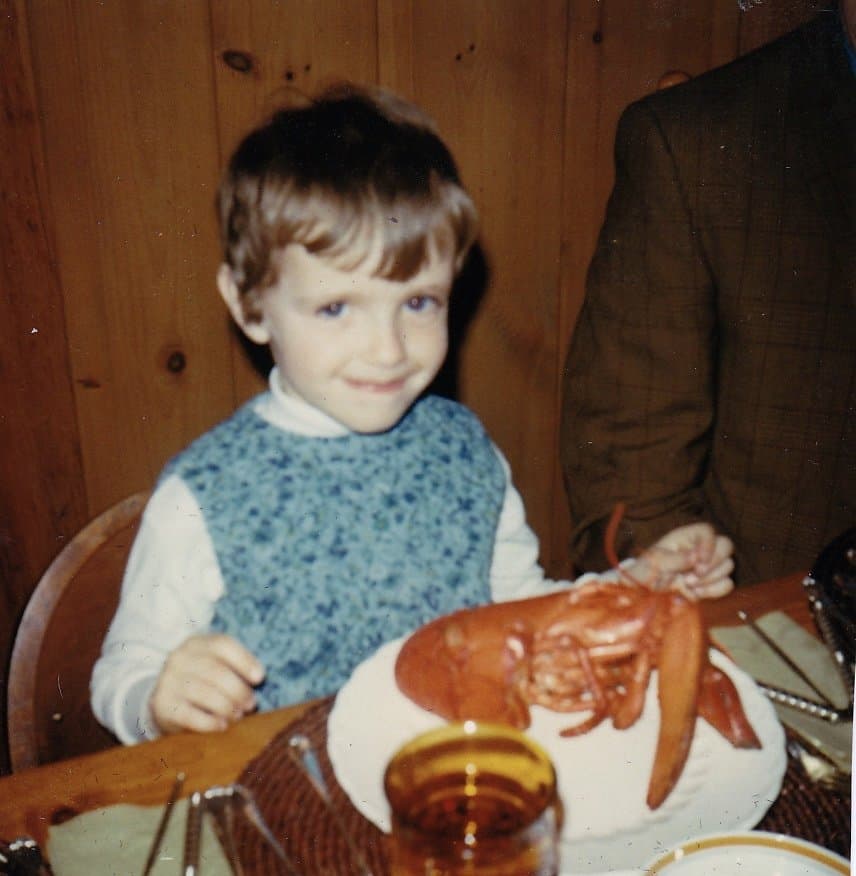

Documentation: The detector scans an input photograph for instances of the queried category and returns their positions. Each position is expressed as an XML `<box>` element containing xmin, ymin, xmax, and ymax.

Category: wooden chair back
<box><xmin>6</xmin><ymin>491</ymin><xmax>149</xmax><ymax>772</ymax></box>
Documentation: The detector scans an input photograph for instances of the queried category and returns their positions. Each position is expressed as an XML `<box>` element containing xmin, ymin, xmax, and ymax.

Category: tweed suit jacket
<box><xmin>561</xmin><ymin>10</ymin><xmax>855</xmax><ymax>585</ymax></box>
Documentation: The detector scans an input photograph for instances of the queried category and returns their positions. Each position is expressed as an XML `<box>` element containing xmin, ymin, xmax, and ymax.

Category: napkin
<box><xmin>711</xmin><ymin>611</ymin><xmax>852</xmax><ymax>774</ymax></box>
<box><xmin>47</xmin><ymin>798</ymin><xmax>231</xmax><ymax>875</ymax></box>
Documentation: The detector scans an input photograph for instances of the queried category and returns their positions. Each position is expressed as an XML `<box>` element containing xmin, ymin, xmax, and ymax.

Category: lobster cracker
<box><xmin>186</xmin><ymin>785</ymin><xmax>300</xmax><ymax>876</ymax></box>
<box><xmin>144</xmin><ymin>779</ymin><xmax>298</xmax><ymax>876</ymax></box>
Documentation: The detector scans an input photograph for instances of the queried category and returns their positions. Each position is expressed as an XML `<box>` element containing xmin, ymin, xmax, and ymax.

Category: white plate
<box><xmin>642</xmin><ymin>831</ymin><xmax>850</xmax><ymax>874</ymax></box>
<box><xmin>327</xmin><ymin>637</ymin><xmax>787</xmax><ymax>874</ymax></box>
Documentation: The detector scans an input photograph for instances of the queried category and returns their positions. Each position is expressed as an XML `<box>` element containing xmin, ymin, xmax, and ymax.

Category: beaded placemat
<box><xmin>233</xmin><ymin>697</ymin><xmax>851</xmax><ymax>874</ymax></box>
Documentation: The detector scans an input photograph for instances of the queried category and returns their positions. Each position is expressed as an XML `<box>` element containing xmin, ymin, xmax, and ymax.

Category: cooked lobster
<box><xmin>395</xmin><ymin>573</ymin><xmax>761</xmax><ymax>810</ymax></box>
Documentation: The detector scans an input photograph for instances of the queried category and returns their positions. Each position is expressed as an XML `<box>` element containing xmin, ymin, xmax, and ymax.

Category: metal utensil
<box><xmin>736</xmin><ymin>610</ymin><xmax>834</xmax><ymax>705</ymax></box>
<box><xmin>144</xmin><ymin>779</ymin><xmax>299</xmax><ymax>875</ymax></box>
<box><xmin>0</xmin><ymin>838</ymin><xmax>53</xmax><ymax>876</ymax></box>
<box><xmin>754</xmin><ymin>680</ymin><xmax>851</xmax><ymax>723</ymax></box>
<box><xmin>186</xmin><ymin>784</ymin><xmax>300</xmax><ymax>876</ymax></box>
<box><xmin>735</xmin><ymin>609</ymin><xmax>852</xmax><ymax>722</ymax></box>
<box><xmin>804</xmin><ymin>527</ymin><xmax>856</xmax><ymax>700</ymax></box>
<box><xmin>142</xmin><ymin>771</ymin><xmax>185</xmax><ymax>876</ymax></box>
<box><xmin>206</xmin><ymin>784</ymin><xmax>299</xmax><ymax>875</ymax></box>
<box><xmin>287</xmin><ymin>733</ymin><xmax>375</xmax><ymax>876</ymax></box>
<box><xmin>787</xmin><ymin>738</ymin><xmax>850</xmax><ymax>794</ymax></box>
<box><xmin>203</xmin><ymin>791</ymin><xmax>242</xmax><ymax>876</ymax></box>
<box><xmin>182</xmin><ymin>791</ymin><xmax>205</xmax><ymax>876</ymax></box>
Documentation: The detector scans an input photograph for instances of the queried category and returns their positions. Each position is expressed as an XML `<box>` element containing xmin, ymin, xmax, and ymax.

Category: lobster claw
<box><xmin>646</xmin><ymin>597</ymin><xmax>705</xmax><ymax>809</ymax></box>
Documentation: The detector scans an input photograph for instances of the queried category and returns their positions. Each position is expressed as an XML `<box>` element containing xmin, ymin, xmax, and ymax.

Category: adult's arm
<box><xmin>560</xmin><ymin>99</ymin><xmax>722</xmax><ymax>572</ymax></box>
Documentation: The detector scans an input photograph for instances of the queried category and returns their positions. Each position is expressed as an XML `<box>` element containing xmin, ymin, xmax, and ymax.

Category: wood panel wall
<box><xmin>1</xmin><ymin>0</ymin><xmax>821</xmax><ymax>771</ymax></box>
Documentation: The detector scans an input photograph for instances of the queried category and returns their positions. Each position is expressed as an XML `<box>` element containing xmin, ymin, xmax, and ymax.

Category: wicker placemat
<box><xmin>234</xmin><ymin>697</ymin><xmax>390</xmax><ymax>875</ymax></box>
<box><xmin>757</xmin><ymin>727</ymin><xmax>851</xmax><ymax>857</ymax></box>
<box><xmin>234</xmin><ymin>698</ymin><xmax>851</xmax><ymax>874</ymax></box>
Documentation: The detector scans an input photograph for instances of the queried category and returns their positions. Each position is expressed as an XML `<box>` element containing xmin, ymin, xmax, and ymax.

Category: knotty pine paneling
<box><xmin>209</xmin><ymin>0</ymin><xmax>379</xmax><ymax>403</ymax></box>
<box><xmin>25</xmin><ymin>0</ymin><xmax>230</xmax><ymax>517</ymax></box>
<box><xmin>0</xmin><ymin>0</ymin><xmax>89</xmax><ymax>774</ymax></box>
<box><xmin>379</xmin><ymin>0</ymin><xmax>570</xmax><ymax>574</ymax></box>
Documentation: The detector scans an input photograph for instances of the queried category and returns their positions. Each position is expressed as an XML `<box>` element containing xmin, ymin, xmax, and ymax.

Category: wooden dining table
<box><xmin>0</xmin><ymin>571</ymin><xmax>848</xmax><ymax>859</ymax></box>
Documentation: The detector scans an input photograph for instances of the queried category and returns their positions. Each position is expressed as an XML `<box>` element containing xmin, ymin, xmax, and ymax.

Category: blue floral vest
<box><xmin>163</xmin><ymin>395</ymin><xmax>506</xmax><ymax>709</ymax></box>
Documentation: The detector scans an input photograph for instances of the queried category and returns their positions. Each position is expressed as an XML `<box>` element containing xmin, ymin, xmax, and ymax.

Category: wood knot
<box><xmin>222</xmin><ymin>49</ymin><xmax>255</xmax><ymax>74</ymax></box>
<box><xmin>50</xmin><ymin>806</ymin><xmax>79</xmax><ymax>826</ymax></box>
<box><xmin>165</xmin><ymin>349</ymin><xmax>187</xmax><ymax>374</ymax></box>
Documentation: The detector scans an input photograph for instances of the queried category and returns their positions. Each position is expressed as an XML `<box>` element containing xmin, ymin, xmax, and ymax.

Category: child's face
<box><xmin>223</xmin><ymin>239</ymin><xmax>455</xmax><ymax>433</ymax></box>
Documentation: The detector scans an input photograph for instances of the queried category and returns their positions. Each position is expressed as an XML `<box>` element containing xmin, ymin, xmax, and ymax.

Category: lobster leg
<box><xmin>558</xmin><ymin>640</ymin><xmax>610</xmax><ymax>736</ymax></box>
<box><xmin>611</xmin><ymin>649</ymin><xmax>653</xmax><ymax>730</ymax></box>
<box><xmin>646</xmin><ymin>597</ymin><xmax>705</xmax><ymax>809</ymax></box>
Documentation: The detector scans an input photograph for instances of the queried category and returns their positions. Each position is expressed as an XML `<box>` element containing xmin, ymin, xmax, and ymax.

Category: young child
<box><xmin>91</xmin><ymin>85</ymin><xmax>735</xmax><ymax>743</ymax></box>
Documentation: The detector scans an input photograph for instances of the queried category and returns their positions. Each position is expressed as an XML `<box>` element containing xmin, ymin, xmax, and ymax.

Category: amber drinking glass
<box><xmin>383</xmin><ymin>721</ymin><xmax>561</xmax><ymax>875</ymax></box>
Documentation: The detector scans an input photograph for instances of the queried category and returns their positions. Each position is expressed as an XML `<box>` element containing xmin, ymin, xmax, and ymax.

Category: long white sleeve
<box><xmin>90</xmin><ymin>475</ymin><xmax>223</xmax><ymax>742</ymax></box>
<box><xmin>488</xmin><ymin>446</ymin><xmax>599</xmax><ymax>601</ymax></box>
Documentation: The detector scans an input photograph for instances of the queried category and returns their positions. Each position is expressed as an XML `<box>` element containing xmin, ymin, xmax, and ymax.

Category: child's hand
<box><xmin>639</xmin><ymin>523</ymin><xmax>735</xmax><ymax>600</ymax></box>
<box><xmin>150</xmin><ymin>634</ymin><xmax>265</xmax><ymax>735</ymax></box>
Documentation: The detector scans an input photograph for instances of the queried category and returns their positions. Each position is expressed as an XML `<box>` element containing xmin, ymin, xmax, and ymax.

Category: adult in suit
<box><xmin>561</xmin><ymin>3</ymin><xmax>855</xmax><ymax>585</ymax></box>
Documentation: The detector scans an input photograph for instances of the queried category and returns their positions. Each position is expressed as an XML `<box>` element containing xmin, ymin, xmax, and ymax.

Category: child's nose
<box><xmin>366</xmin><ymin>317</ymin><xmax>407</xmax><ymax>365</ymax></box>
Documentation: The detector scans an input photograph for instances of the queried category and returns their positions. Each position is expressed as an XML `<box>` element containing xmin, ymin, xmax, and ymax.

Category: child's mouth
<box><xmin>346</xmin><ymin>377</ymin><xmax>408</xmax><ymax>394</ymax></box>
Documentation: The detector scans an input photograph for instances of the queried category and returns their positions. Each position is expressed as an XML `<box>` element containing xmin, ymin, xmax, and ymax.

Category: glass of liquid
<box><xmin>383</xmin><ymin>720</ymin><xmax>562</xmax><ymax>875</ymax></box>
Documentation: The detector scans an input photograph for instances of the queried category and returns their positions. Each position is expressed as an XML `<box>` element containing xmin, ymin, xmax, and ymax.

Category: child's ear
<box><xmin>216</xmin><ymin>263</ymin><xmax>270</xmax><ymax>345</ymax></box>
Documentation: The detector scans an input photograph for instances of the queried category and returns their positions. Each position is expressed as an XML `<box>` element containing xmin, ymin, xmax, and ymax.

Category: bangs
<box><xmin>250</xmin><ymin>176</ymin><xmax>477</xmax><ymax>289</ymax></box>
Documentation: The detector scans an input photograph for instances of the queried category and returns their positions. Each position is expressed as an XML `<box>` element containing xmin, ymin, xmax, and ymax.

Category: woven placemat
<box><xmin>233</xmin><ymin>698</ymin><xmax>851</xmax><ymax>874</ymax></box>
<box><xmin>234</xmin><ymin>697</ymin><xmax>390</xmax><ymax>875</ymax></box>
<box><xmin>757</xmin><ymin>727</ymin><xmax>850</xmax><ymax>857</ymax></box>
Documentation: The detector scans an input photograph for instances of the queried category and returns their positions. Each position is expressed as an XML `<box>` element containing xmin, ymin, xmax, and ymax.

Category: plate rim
<box><xmin>641</xmin><ymin>830</ymin><xmax>850</xmax><ymax>874</ymax></box>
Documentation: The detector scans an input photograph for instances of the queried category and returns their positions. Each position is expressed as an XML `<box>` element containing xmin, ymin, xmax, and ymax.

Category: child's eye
<box><xmin>317</xmin><ymin>301</ymin><xmax>346</xmax><ymax>318</ymax></box>
<box><xmin>405</xmin><ymin>295</ymin><xmax>438</xmax><ymax>313</ymax></box>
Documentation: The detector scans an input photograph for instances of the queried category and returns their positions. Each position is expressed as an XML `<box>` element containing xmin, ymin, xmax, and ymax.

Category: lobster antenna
<box><xmin>604</xmin><ymin>502</ymin><xmax>648</xmax><ymax>587</ymax></box>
